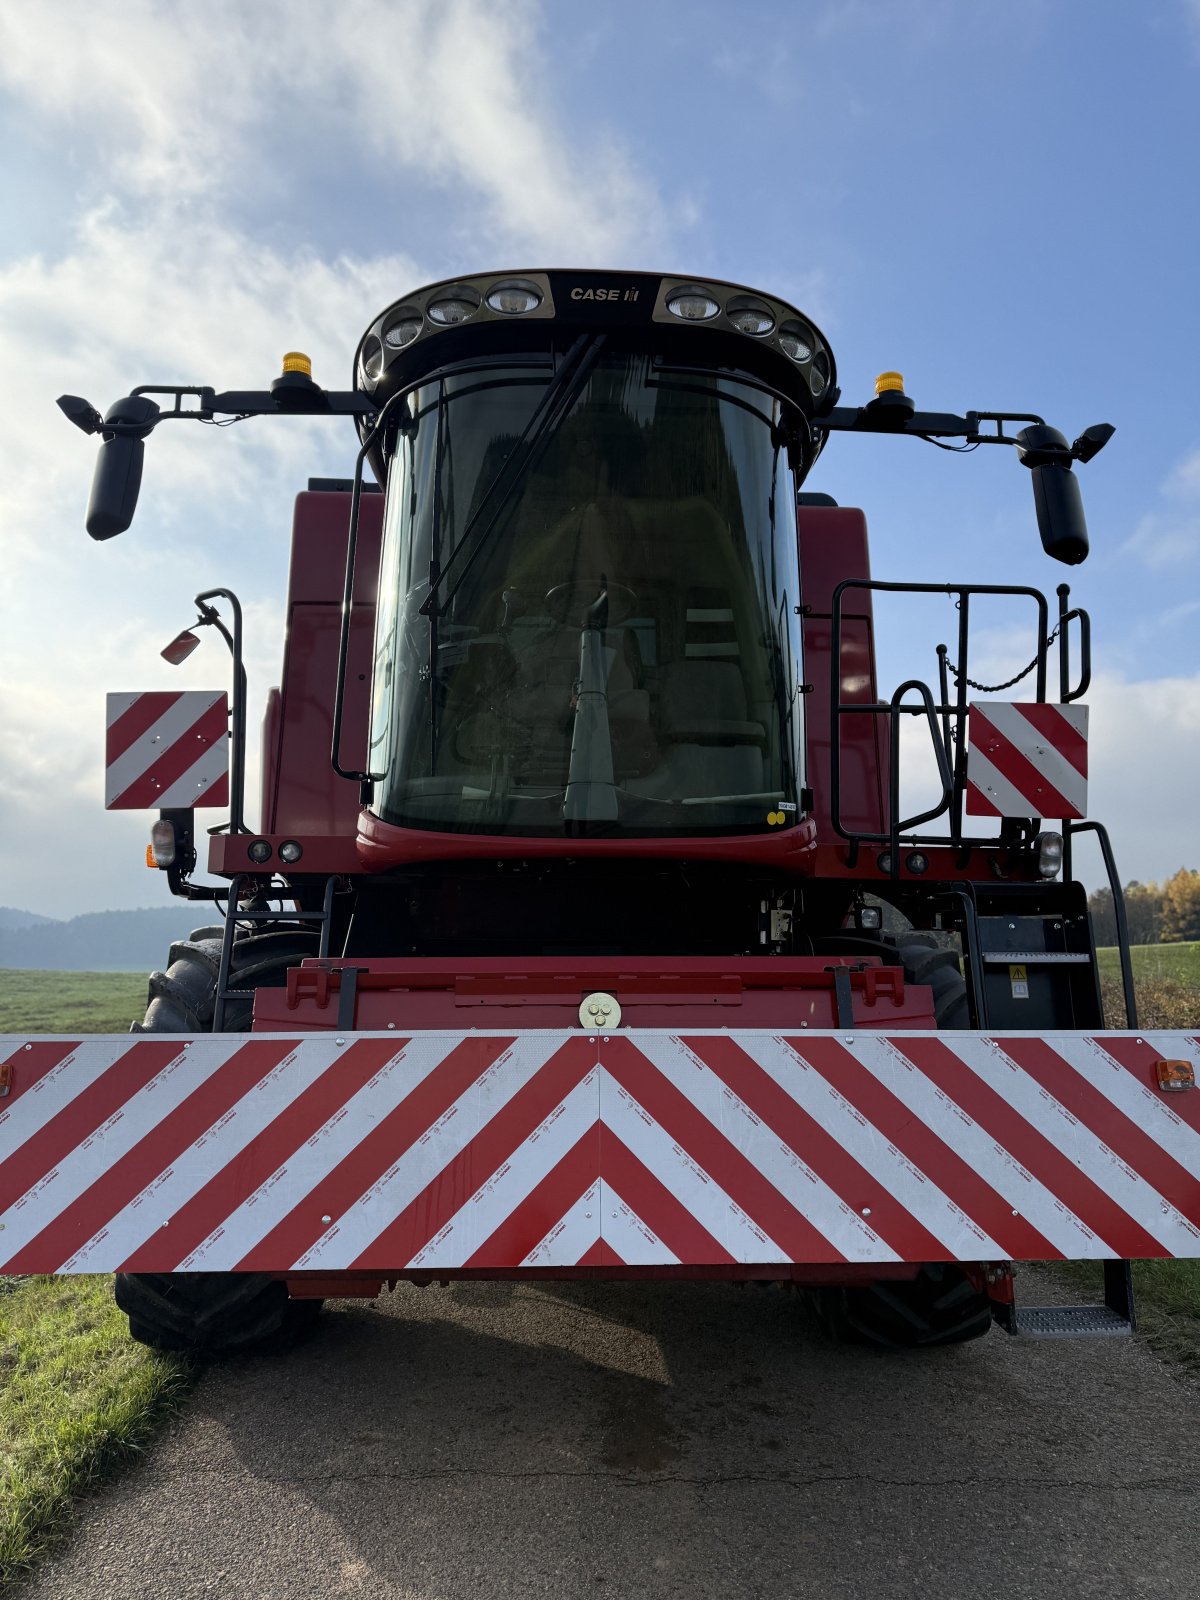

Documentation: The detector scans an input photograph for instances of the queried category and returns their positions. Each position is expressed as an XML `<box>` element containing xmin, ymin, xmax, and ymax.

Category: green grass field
<box><xmin>0</xmin><ymin>970</ymin><xmax>192</xmax><ymax>1586</ymax></box>
<box><xmin>1096</xmin><ymin>941</ymin><xmax>1200</xmax><ymax>987</ymax></box>
<box><xmin>0</xmin><ymin>970</ymin><xmax>147</xmax><ymax>1036</ymax></box>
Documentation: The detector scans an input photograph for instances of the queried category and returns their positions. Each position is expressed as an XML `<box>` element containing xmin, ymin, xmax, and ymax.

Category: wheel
<box><xmin>806</xmin><ymin>1265</ymin><xmax>993</xmax><ymax>1350</ymax></box>
<box><xmin>804</xmin><ymin>932</ymin><xmax>990</xmax><ymax>1348</ymax></box>
<box><xmin>889</xmin><ymin>933</ymin><xmax>971</xmax><ymax>1030</ymax></box>
<box><xmin>116</xmin><ymin>926</ymin><xmax>325</xmax><ymax>1356</ymax></box>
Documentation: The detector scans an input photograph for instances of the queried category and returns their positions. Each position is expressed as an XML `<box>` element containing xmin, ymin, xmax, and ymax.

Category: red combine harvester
<box><xmin>8</xmin><ymin>269</ymin><xmax>1197</xmax><ymax>1354</ymax></box>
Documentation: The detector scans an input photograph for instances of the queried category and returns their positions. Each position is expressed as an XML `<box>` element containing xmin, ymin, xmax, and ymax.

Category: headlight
<box><xmin>666</xmin><ymin>287</ymin><xmax>720</xmax><ymax>321</ymax></box>
<box><xmin>359</xmin><ymin>334</ymin><xmax>384</xmax><ymax>386</ymax></box>
<box><xmin>427</xmin><ymin>289</ymin><xmax>480</xmax><ymax>325</ymax></box>
<box><xmin>383</xmin><ymin>313</ymin><xmax>422</xmax><ymax>348</ymax></box>
<box><xmin>726</xmin><ymin>298</ymin><xmax>775</xmax><ymax>336</ymax></box>
<box><xmin>486</xmin><ymin>281</ymin><xmax>542</xmax><ymax>315</ymax></box>
<box><xmin>1037</xmin><ymin>831</ymin><xmax>1064</xmax><ymax>878</ymax></box>
<box><xmin>778</xmin><ymin>321</ymin><xmax>814</xmax><ymax>362</ymax></box>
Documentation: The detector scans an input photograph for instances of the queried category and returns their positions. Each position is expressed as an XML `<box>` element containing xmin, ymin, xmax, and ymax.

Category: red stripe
<box><xmin>1000</xmin><ymin>1038</ymin><xmax>1200</xmax><ymax>1231</ymax></box>
<box><xmin>785</xmin><ymin>1036</ymin><xmax>1060</xmax><ymax>1259</ymax></box>
<box><xmin>0</xmin><ymin>1041</ymin><xmax>84</xmax><ymax>1111</ymax></box>
<box><xmin>105</xmin><ymin>692</ymin><xmax>183</xmax><ymax>763</ymax></box>
<box><xmin>683</xmin><ymin>1035</ymin><xmax>949</xmax><ymax>1260</ymax></box>
<box><xmin>350</xmin><ymin>1043</ymin><xmax>597</xmax><ymax>1271</ymax></box>
<box><xmin>0</xmin><ymin>1041</ymin><xmax>185</xmax><ymax>1210</ymax></box>
<box><xmin>964</xmin><ymin>779</ymin><xmax>1002</xmax><ymax>818</ymax></box>
<box><xmin>466</xmin><ymin>1132</ymin><xmax>599</xmax><ymax>1266</ymax></box>
<box><xmin>233</xmin><ymin>1035</ymin><xmax>520</xmax><ymax>1271</ymax></box>
<box><xmin>601</xmin><ymin>1133</ymin><xmax>734</xmax><ymax>1263</ymax></box>
<box><xmin>969</xmin><ymin>705</ymin><xmax>1080</xmax><ymax>819</ymax></box>
<box><xmin>576</xmin><ymin>1238</ymin><xmax>618</xmax><ymax>1266</ymax></box>
<box><xmin>602</xmin><ymin>1038</ymin><xmax>845</xmax><ymax>1263</ymax></box>
<box><xmin>1015</xmin><ymin>703</ymin><xmax>1088</xmax><ymax>779</ymax></box>
<box><xmin>4</xmin><ymin>1040</ymin><xmax>297</xmax><ymax>1273</ymax></box>
<box><xmin>890</xmin><ymin>1037</ymin><xmax>1165</xmax><ymax>1257</ymax></box>
<box><xmin>1096</xmin><ymin>1036</ymin><xmax>1200</xmax><ymax>1139</ymax></box>
<box><xmin>122</xmin><ymin>1038</ymin><xmax>408</xmax><ymax>1272</ymax></box>
<box><xmin>109</xmin><ymin>698</ymin><xmax>229</xmax><ymax>810</ymax></box>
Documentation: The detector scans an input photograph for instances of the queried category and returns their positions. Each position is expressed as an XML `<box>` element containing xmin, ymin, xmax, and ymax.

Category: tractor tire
<box><xmin>116</xmin><ymin>927</ymin><xmax>324</xmax><ymax>1357</ymax></box>
<box><xmin>804</xmin><ymin>933</ymin><xmax>990</xmax><ymax>1348</ymax></box>
<box><xmin>805</xmin><ymin>1264</ymin><xmax>993</xmax><ymax>1350</ymax></box>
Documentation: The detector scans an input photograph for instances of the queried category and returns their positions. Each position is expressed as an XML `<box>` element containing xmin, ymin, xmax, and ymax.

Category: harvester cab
<box><xmin>23</xmin><ymin>269</ymin><xmax>1190</xmax><ymax>1359</ymax></box>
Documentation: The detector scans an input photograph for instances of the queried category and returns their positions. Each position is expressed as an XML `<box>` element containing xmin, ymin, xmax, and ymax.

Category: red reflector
<box><xmin>1155</xmin><ymin>1059</ymin><xmax>1195</xmax><ymax>1093</ymax></box>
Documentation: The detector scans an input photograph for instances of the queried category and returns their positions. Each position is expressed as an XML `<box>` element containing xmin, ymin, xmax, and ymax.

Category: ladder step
<box><xmin>1014</xmin><ymin>1303</ymin><xmax>1132</xmax><ymax>1339</ymax></box>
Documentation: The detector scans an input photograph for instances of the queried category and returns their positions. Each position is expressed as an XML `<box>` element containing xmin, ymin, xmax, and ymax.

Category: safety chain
<box><xmin>944</xmin><ymin>622</ymin><xmax>1062</xmax><ymax>693</ymax></box>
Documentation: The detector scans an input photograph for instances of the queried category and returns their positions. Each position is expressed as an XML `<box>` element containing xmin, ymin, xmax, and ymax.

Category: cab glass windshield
<box><xmin>369</xmin><ymin>345</ymin><xmax>803</xmax><ymax>835</ymax></box>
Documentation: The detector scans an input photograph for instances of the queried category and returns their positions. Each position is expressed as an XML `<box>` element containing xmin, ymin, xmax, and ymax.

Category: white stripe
<box><xmin>976</xmin><ymin>702</ymin><xmax>1087</xmax><ymax>813</ymax></box>
<box><xmin>599</xmin><ymin>1071</ymin><xmax>790</xmax><ymax>1263</ymax></box>
<box><xmin>1050</xmin><ymin>1034</ymin><xmax>1200</xmax><ymax>1175</ymax></box>
<box><xmin>954</xmin><ymin>1034</ymin><xmax>1198</xmax><ymax>1251</ymax></box>
<box><xmin>105</xmin><ymin>691</ymin><xmax>225</xmax><ymax>805</ymax></box>
<box><xmin>625</xmin><ymin>1037</ymin><xmax>898</xmax><ymax>1263</ymax></box>
<box><xmin>602</xmin><ymin>1181</ymin><xmax>680</xmax><ymax>1265</ymax></box>
<box><xmin>0</xmin><ymin>1039</ymin><xmax>169</xmax><ymax>1160</ymax></box>
<box><xmin>0</xmin><ymin>1047</ymin><xmax>218</xmax><ymax>1258</ymax></box>
<box><xmin>58</xmin><ymin>1038</ymin><xmax>394</xmax><ymax>1272</ymax></box>
<box><xmin>177</xmin><ymin>1032</ymin><xmax>551</xmax><ymax>1270</ymax></box>
<box><xmin>521</xmin><ymin>1182</ymin><xmax>602</xmax><ymax>1267</ymax></box>
<box><xmin>737</xmin><ymin>1035</ymin><xmax>1004</xmax><ymax>1257</ymax></box>
<box><xmin>850</xmin><ymin>1035</ymin><xmax>1111</xmax><ymax>1256</ymax></box>
<box><xmin>155</xmin><ymin>741</ymin><xmax>229</xmax><ymax>808</ymax></box>
<box><xmin>403</xmin><ymin>1071</ymin><xmax>598</xmax><ymax>1269</ymax></box>
<box><xmin>965</xmin><ymin>741</ymin><xmax>1041</xmax><ymax>816</ymax></box>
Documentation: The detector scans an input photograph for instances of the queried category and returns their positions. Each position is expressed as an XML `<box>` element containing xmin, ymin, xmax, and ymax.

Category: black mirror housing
<box><xmin>85</xmin><ymin>395</ymin><xmax>160</xmax><ymax>540</ymax></box>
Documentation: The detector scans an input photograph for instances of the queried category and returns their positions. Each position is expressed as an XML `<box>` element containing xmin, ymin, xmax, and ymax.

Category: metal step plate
<box><xmin>1014</xmin><ymin>1304</ymin><xmax>1132</xmax><ymax>1339</ymax></box>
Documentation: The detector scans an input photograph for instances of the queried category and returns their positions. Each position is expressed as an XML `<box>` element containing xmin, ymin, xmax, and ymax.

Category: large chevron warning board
<box><xmin>2</xmin><ymin>1029</ymin><xmax>1199</xmax><ymax>1275</ymax></box>
<box><xmin>105</xmin><ymin>690</ymin><xmax>229</xmax><ymax>810</ymax></box>
<box><xmin>965</xmin><ymin>700</ymin><xmax>1088</xmax><ymax>819</ymax></box>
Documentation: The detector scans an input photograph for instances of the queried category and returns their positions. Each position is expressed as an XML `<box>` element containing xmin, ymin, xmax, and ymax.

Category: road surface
<box><xmin>21</xmin><ymin>1273</ymin><xmax>1200</xmax><ymax>1598</ymax></box>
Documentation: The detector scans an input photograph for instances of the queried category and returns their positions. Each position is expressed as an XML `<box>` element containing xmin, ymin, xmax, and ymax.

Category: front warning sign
<box><xmin>1009</xmin><ymin>963</ymin><xmax>1029</xmax><ymax>1000</ymax></box>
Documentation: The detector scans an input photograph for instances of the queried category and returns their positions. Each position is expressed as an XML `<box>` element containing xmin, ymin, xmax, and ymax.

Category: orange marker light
<box><xmin>145</xmin><ymin>844</ymin><xmax>157</xmax><ymax>868</ymax></box>
<box><xmin>1155</xmin><ymin>1059</ymin><xmax>1195</xmax><ymax>1093</ymax></box>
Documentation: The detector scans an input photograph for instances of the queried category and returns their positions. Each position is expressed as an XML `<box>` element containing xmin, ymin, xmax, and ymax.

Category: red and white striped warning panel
<box><xmin>3</xmin><ymin>1029</ymin><xmax>1200</xmax><ymax>1275</ymax></box>
<box><xmin>965</xmin><ymin>701</ymin><xmax>1088</xmax><ymax>819</ymax></box>
<box><xmin>105</xmin><ymin>691</ymin><xmax>229</xmax><ymax>810</ymax></box>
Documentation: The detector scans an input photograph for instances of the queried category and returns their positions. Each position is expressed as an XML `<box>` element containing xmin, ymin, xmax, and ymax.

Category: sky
<box><xmin>1</xmin><ymin>0</ymin><xmax>1198</xmax><ymax>918</ymax></box>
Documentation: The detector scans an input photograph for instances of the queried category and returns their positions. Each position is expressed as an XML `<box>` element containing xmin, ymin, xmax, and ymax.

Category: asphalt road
<box><xmin>20</xmin><ymin>1273</ymin><xmax>1200</xmax><ymax>1600</ymax></box>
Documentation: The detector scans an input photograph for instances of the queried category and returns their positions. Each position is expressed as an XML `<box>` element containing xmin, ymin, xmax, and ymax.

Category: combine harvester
<box><xmin>5</xmin><ymin>270</ymin><xmax>1197</xmax><ymax>1353</ymax></box>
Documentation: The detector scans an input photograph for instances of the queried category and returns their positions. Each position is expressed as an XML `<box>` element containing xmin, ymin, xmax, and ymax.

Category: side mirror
<box><xmin>1015</xmin><ymin>424</ymin><xmax>1089</xmax><ymax>566</ymax></box>
<box><xmin>1030</xmin><ymin>460</ymin><xmax>1089</xmax><ymax>566</ymax></box>
<box><xmin>85</xmin><ymin>395</ymin><xmax>160</xmax><ymax>540</ymax></box>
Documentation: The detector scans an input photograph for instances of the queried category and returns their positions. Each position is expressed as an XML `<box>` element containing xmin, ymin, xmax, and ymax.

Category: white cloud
<box><xmin>0</xmin><ymin>0</ymin><xmax>683</xmax><ymax>917</ymax></box>
<box><xmin>1123</xmin><ymin>445</ymin><xmax>1200</xmax><ymax>570</ymax></box>
<box><xmin>0</xmin><ymin>0</ymin><xmax>670</xmax><ymax>262</ymax></box>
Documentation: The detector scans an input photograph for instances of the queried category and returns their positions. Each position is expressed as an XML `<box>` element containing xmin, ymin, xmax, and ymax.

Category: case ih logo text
<box><xmin>569</xmin><ymin>286</ymin><xmax>639</xmax><ymax>302</ymax></box>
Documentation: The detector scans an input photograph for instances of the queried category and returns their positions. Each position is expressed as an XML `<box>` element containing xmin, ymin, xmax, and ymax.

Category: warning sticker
<box><xmin>1009</xmin><ymin>963</ymin><xmax>1029</xmax><ymax>1000</ymax></box>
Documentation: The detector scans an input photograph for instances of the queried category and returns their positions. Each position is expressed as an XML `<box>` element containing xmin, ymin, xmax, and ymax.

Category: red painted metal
<box><xmin>252</xmin><ymin>954</ymin><xmax>934</xmax><ymax>1033</ymax></box>
<box><xmin>796</xmin><ymin>506</ymin><xmax>889</xmax><ymax>844</ymax></box>
<box><xmin>356</xmin><ymin>808</ymin><xmax>820</xmax><ymax>873</ymax></box>
<box><xmin>261</xmin><ymin>489</ymin><xmax>383</xmax><ymax>839</ymax></box>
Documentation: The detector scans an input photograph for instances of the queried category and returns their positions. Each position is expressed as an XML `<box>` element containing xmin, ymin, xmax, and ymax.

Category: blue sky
<box><xmin>1</xmin><ymin>0</ymin><xmax>1197</xmax><ymax>916</ymax></box>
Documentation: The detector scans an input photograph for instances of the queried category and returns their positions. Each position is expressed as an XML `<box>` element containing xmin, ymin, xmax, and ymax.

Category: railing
<box><xmin>829</xmin><ymin>580</ymin><xmax>1091</xmax><ymax>872</ymax></box>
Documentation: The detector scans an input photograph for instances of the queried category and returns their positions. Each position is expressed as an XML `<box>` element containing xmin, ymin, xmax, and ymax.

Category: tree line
<box><xmin>1087</xmin><ymin>868</ymin><xmax>1200</xmax><ymax>947</ymax></box>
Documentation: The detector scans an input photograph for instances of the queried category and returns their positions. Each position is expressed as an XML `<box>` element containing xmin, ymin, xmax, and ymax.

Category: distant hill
<box><xmin>0</xmin><ymin>906</ymin><xmax>58</xmax><ymax>931</ymax></box>
<box><xmin>0</xmin><ymin>908</ymin><xmax>212</xmax><ymax>972</ymax></box>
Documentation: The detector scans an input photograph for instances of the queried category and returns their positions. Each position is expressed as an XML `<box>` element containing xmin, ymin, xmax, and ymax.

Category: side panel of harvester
<box><xmin>3</xmin><ymin>1029</ymin><xmax>1199</xmax><ymax>1276</ymax></box>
